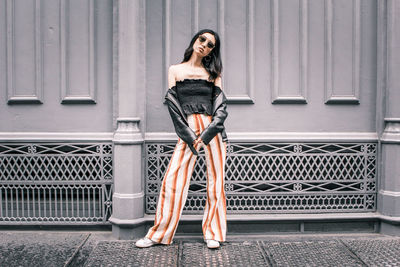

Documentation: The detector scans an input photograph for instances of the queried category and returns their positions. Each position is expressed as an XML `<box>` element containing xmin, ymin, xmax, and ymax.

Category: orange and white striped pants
<box><xmin>146</xmin><ymin>113</ymin><xmax>227</xmax><ymax>244</ymax></box>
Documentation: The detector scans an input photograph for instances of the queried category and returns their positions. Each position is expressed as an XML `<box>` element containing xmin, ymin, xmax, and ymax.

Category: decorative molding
<box><xmin>376</xmin><ymin>0</ymin><xmax>386</xmax><ymax>136</ymax></box>
<box><xmin>112</xmin><ymin>0</ymin><xmax>119</xmax><ymax>131</ymax></box>
<box><xmin>226</xmin><ymin>95</ymin><xmax>254</xmax><ymax>104</ymax></box>
<box><xmin>113</xmin><ymin>118</ymin><xmax>143</xmax><ymax>144</ymax></box>
<box><xmin>384</xmin><ymin>118</ymin><xmax>400</xmax><ymax>124</ymax></box>
<box><xmin>244</xmin><ymin>0</ymin><xmax>255</xmax><ymax>104</ymax></box>
<box><xmin>217</xmin><ymin>0</ymin><xmax>225</xmax><ymax>84</ymax></box>
<box><xmin>271</xmin><ymin>0</ymin><xmax>308</xmax><ymax>104</ymax></box>
<box><xmin>6</xmin><ymin>0</ymin><xmax>43</xmax><ymax>104</ymax></box>
<box><xmin>145</xmin><ymin>132</ymin><xmax>379</xmax><ymax>142</ymax></box>
<box><xmin>0</xmin><ymin>132</ymin><xmax>114</xmax><ymax>142</ymax></box>
<box><xmin>191</xmin><ymin>0</ymin><xmax>199</xmax><ymax>35</ymax></box>
<box><xmin>381</xmin><ymin>118</ymin><xmax>400</xmax><ymax>143</ymax></box>
<box><xmin>110</xmin><ymin>212</ymin><xmax>399</xmax><ymax>227</ymax></box>
<box><xmin>386</xmin><ymin>0</ymin><xmax>400</xmax><ymax>119</ymax></box>
<box><xmin>324</xmin><ymin>0</ymin><xmax>361</xmax><ymax>104</ymax></box>
<box><xmin>145</xmin><ymin>132</ymin><xmax>177</xmax><ymax>141</ymax></box>
<box><xmin>5</xmin><ymin>212</ymin><xmax>400</xmax><ymax>225</ymax></box>
<box><xmin>379</xmin><ymin>190</ymin><xmax>400</xmax><ymax>197</ymax></box>
<box><xmin>162</xmin><ymin>0</ymin><xmax>172</xmax><ymax>92</ymax></box>
<box><xmin>219</xmin><ymin>0</ymin><xmax>254</xmax><ymax>104</ymax></box>
<box><xmin>60</xmin><ymin>0</ymin><xmax>96</xmax><ymax>104</ymax></box>
<box><xmin>386</xmin><ymin>0</ymin><xmax>393</xmax><ymax>105</ymax></box>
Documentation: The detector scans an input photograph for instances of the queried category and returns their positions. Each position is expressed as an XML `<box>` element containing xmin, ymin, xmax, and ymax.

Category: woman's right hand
<box><xmin>193</xmin><ymin>137</ymin><xmax>204</xmax><ymax>147</ymax></box>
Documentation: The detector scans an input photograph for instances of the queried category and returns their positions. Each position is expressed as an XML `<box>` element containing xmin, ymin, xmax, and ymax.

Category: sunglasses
<box><xmin>198</xmin><ymin>35</ymin><xmax>215</xmax><ymax>49</ymax></box>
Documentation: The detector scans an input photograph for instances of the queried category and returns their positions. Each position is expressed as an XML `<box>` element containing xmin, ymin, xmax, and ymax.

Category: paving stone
<box><xmin>67</xmin><ymin>233</ymin><xmax>98</xmax><ymax>266</ymax></box>
<box><xmin>180</xmin><ymin>241</ymin><xmax>271</xmax><ymax>267</ymax></box>
<box><xmin>84</xmin><ymin>241</ymin><xmax>179</xmax><ymax>267</ymax></box>
<box><xmin>262</xmin><ymin>240</ymin><xmax>364</xmax><ymax>267</ymax></box>
<box><xmin>342</xmin><ymin>238</ymin><xmax>400</xmax><ymax>267</ymax></box>
<box><xmin>2</xmin><ymin>232</ymin><xmax>400</xmax><ymax>266</ymax></box>
<box><xmin>0</xmin><ymin>232</ymin><xmax>88</xmax><ymax>267</ymax></box>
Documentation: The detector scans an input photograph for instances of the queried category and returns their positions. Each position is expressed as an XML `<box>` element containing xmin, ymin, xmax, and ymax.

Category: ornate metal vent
<box><xmin>145</xmin><ymin>142</ymin><xmax>377</xmax><ymax>214</ymax></box>
<box><xmin>0</xmin><ymin>143</ymin><xmax>113</xmax><ymax>223</ymax></box>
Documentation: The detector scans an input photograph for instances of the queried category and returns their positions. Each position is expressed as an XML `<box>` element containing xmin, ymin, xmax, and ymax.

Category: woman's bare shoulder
<box><xmin>168</xmin><ymin>64</ymin><xmax>178</xmax><ymax>73</ymax></box>
<box><xmin>168</xmin><ymin>64</ymin><xmax>180</xmax><ymax>88</ymax></box>
<box><xmin>214</xmin><ymin>75</ymin><xmax>222</xmax><ymax>88</ymax></box>
<box><xmin>169</xmin><ymin>64</ymin><xmax>186</xmax><ymax>77</ymax></box>
<box><xmin>169</xmin><ymin>63</ymin><xmax>186</xmax><ymax>71</ymax></box>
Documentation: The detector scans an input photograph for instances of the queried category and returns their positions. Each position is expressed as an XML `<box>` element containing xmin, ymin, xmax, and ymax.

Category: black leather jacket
<box><xmin>165</xmin><ymin>86</ymin><xmax>228</xmax><ymax>155</ymax></box>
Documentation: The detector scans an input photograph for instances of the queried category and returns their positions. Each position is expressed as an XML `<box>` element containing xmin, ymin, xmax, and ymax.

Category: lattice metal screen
<box><xmin>145</xmin><ymin>142</ymin><xmax>377</xmax><ymax>214</ymax></box>
<box><xmin>0</xmin><ymin>143</ymin><xmax>113</xmax><ymax>223</ymax></box>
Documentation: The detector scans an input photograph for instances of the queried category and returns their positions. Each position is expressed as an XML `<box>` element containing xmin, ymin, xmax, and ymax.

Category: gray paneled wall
<box><xmin>0</xmin><ymin>0</ymin><xmax>378</xmax><ymax>133</ymax></box>
<box><xmin>3</xmin><ymin>0</ymin><xmax>399</xmax><ymax>234</ymax></box>
<box><xmin>0</xmin><ymin>0</ymin><xmax>113</xmax><ymax>132</ymax></box>
<box><xmin>146</xmin><ymin>0</ymin><xmax>377</xmax><ymax>134</ymax></box>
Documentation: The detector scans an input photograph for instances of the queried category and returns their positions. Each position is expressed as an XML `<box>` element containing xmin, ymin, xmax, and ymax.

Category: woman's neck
<box><xmin>186</xmin><ymin>53</ymin><xmax>203</xmax><ymax>67</ymax></box>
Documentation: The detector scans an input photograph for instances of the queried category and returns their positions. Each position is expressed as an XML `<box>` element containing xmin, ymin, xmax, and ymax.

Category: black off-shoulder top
<box><xmin>175</xmin><ymin>79</ymin><xmax>214</xmax><ymax>116</ymax></box>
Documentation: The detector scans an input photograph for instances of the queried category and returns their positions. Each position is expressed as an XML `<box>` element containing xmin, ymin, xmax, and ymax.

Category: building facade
<box><xmin>0</xmin><ymin>0</ymin><xmax>399</xmax><ymax>238</ymax></box>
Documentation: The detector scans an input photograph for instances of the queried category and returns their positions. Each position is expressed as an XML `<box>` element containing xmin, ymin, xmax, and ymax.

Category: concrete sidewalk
<box><xmin>0</xmin><ymin>231</ymin><xmax>399</xmax><ymax>266</ymax></box>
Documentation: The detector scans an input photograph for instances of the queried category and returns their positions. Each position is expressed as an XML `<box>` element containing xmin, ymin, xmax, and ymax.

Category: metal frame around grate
<box><xmin>0</xmin><ymin>143</ymin><xmax>113</xmax><ymax>223</ymax></box>
<box><xmin>145</xmin><ymin>142</ymin><xmax>377</xmax><ymax>214</ymax></box>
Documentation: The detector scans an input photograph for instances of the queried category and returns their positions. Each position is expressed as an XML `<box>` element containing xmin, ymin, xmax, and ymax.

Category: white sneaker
<box><xmin>135</xmin><ymin>237</ymin><xmax>157</xmax><ymax>248</ymax></box>
<box><xmin>206</xmin><ymin>239</ymin><xmax>220</xmax><ymax>249</ymax></box>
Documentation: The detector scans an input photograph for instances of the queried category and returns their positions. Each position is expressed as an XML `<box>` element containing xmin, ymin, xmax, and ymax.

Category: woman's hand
<box><xmin>193</xmin><ymin>137</ymin><xmax>204</xmax><ymax>147</ymax></box>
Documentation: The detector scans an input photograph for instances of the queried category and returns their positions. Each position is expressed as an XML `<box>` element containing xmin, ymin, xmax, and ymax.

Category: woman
<box><xmin>135</xmin><ymin>29</ymin><xmax>228</xmax><ymax>249</ymax></box>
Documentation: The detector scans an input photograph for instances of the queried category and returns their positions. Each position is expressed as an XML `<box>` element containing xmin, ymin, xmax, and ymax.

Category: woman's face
<box><xmin>193</xmin><ymin>32</ymin><xmax>216</xmax><ymax>57</ymax></box>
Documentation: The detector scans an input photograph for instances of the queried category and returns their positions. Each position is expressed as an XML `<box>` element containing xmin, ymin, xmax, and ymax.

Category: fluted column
<box><xmin>378</xmin><ymin>0</ymin><xmax>400</xmax><ymax>235</ymax></box>
<box><xmin>109</xmin><ymin>0</ymin><xmax>146</xmax><ymax>239</ymax></box>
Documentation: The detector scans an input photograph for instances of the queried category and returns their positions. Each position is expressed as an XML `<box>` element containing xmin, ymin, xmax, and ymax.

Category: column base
<box><xmin>109</xmin><ymin>216</ymin><xmax>151</xmax><ymax>240</ymax></box>
<box><xmin>380</xmin><ymin>222</ymin><xmax>400</xmax><ymax>236</ymax></box>
<box><xmin>112</xmin><ymin>192</ymin><xmax>144</xmax><ymax>219</ymax></box>
<box><xmin>378</xmin><ymin>190</ymin><xmax>400</xmax><ymax>216</ymax></box>
<box><xmin>112</xmin><ymin>224</ymin><xmax>147</xmax><ymax>240</ymax></box>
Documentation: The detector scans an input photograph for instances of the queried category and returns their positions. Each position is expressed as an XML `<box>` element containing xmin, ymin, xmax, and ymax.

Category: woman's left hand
<box><xmin>193</xmin><ymin>137</ymin><xmax>204</xmax><ymax>147</ymax></box>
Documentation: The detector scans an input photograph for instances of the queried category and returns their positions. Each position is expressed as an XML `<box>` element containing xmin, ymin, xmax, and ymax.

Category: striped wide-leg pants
<box><xmin>145</xmin><ymin>113</ymin><xmax>227</xmax><ymax>245</ymax></box>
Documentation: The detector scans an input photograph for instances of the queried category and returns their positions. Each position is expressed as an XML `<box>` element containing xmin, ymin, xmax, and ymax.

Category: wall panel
<box><xmin>6</xmin><ymin>0</ymin><xmax>43</xmax><ymax>104</ymax></box>
<box><xmin>220</xmin><ymin>0</ymin><xmax>254</xmax><ymax>103</ymax></box>
<box><xmin>60</xmin><ymin>0</ymin><xmax>96</xmax><ymax>104</ymax></box>
<box><xmin>197</xmin><ymin>0</ymin><xmax>218</xmax><ymax>32</ymax></box>
<box><xmin>271</xmin><ymin>0</ymin><xmax>308</xmax><ymax>104</ymax></box>
<box><xmin>325</xmin><ymin>0</ymin><xmax>360</xmax><ymax>104</ymax></box>
<box><xmin>162</xmin><ymin>0</ymin><xmax>193</xmax><ymax>90</ymax></box>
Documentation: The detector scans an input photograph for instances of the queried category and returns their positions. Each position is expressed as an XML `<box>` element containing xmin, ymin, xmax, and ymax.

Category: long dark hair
<box><xmin>181</xmin><ymin>29</ymin><xmax>222</xmax><ymax>81</ymax></box>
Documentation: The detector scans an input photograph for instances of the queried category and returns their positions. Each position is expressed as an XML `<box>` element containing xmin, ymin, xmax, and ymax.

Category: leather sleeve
<box><xmin>199</xmin><ymin>90</ymin><xmax>228</xmax><ymax>145</ymax></box>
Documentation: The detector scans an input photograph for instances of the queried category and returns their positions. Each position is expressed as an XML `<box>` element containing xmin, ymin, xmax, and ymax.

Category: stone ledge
<box><xmin>109</xmin><ymin>212</ymin><xmax>400</xmax><ymax>226</ymax></box>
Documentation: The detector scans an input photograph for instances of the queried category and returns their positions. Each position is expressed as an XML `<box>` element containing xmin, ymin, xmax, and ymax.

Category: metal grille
<box><xmin>341</xmin><ymin>238</ymin><xmax>400</xmax><ymax>266</ymax></box>
<box><xmin>145</xmin><ymin>142</ymin><xmax>377</xmax><ymax>213</ymax></box>
<box><xmin>262</xmin><ymin>240</ymin><xmax>364</xmax><ymax>266</ymax></box>
<box><xmin>0</xmin><ymin>143</ymin><xmax>113</xmax><ymax>223</ymax></box>
<box><xmin>84</xmin><ymin>241</ymin><xmax>179</xmax><ymax>267</ymax></box>
<box><xmin>181</xmin><ymin>241</ymin><xmax>270</xmax><ymax>267</ymax></box>
<box><xmin>84</xmin><ymin>238</ymin><xmax>400</xmax><ymax>267</ymax></box>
